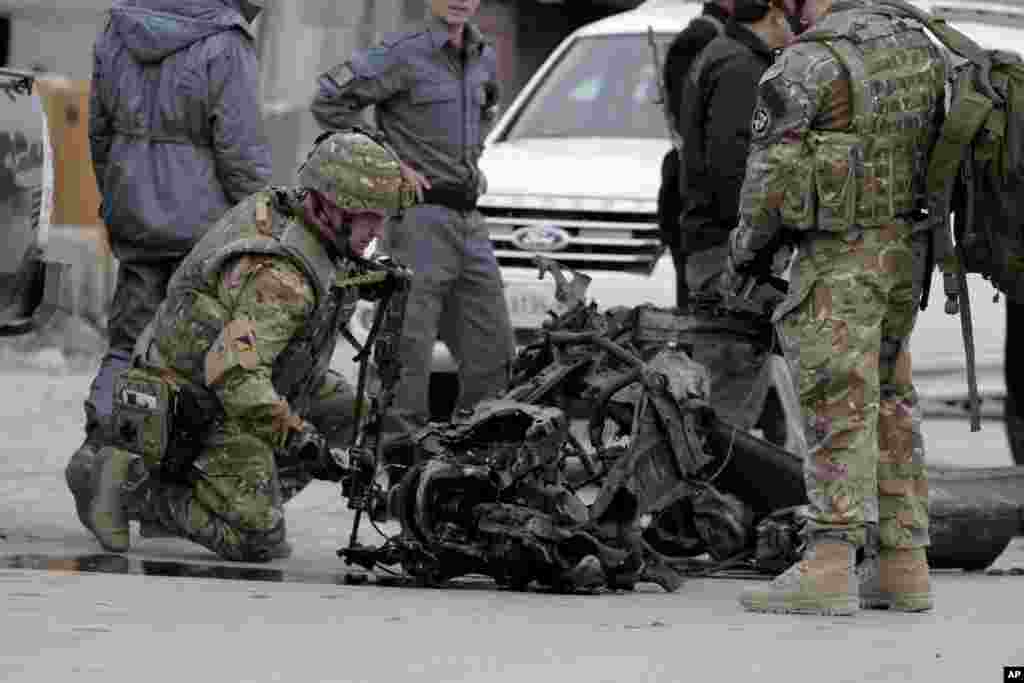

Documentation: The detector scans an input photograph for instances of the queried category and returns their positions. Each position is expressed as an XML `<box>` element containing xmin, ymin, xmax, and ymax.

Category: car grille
<box><xmin>480</xmin><ymin>206</ymin><xmax>663</xmax><ymax>274</ymax></box>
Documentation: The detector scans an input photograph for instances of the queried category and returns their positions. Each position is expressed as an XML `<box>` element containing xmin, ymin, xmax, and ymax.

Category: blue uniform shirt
<box><xmin>311</xmin><ymin>15</ymin><xmax>501</xmax><ymax>193</ymax></box>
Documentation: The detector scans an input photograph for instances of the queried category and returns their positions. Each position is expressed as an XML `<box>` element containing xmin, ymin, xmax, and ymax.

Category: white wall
<box><xmin>2</xmin><ymin>1</ymin><xmax>426</xmax><ymax>181</ymax></box>
<box><xmin>258</xmin><ymin>0</ymin><xmax>422</xmax><ymax>182</ymax></box>
<box><xmin>7</xmin><ymin>8</ymin><xmax>104</xmax><ymax>78</ymax></box>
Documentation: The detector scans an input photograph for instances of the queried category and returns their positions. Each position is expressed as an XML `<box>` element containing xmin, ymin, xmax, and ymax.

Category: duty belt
<box><xmin>422</xmin><ymin>184</ymin><xmax>478</xmax><ymax>212</ymax></box>
<box><xmin>113</xmin><ymin>127</ymin><xmax>208</xmax><ymax>147</ymax></box>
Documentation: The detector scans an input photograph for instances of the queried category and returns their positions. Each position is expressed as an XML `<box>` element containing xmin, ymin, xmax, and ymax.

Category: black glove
<box><xmin>717</xmin><ymin>242</ymin><xmax>748</xmax><ymax>297</ymax></box>
<box><xmin>282</xmin><ymin>423</ymin><xmax>327</xmax><ymax>470</ymax></box>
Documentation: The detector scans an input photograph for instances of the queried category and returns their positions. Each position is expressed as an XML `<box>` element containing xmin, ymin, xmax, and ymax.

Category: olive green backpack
<box><xmin>873</xmin><ymin>0</ymin><xmax>1024</xmax><ymax>303</ymax></box>
<box><xmin>807</xmin><ymin>0</ymin><xmax>1024</xmax><ymax>430</ymax></box>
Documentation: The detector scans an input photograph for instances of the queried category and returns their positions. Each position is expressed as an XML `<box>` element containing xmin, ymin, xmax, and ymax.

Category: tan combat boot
<box><xmin>859</xmin><ymin>548</ymin><xmax>933</xmax><ymax>612</ymax></box>
<box><xmin>88</xmin><ymin>446</ymin><xmax>151</xmax><ymax>553</ymax></box>
<box><xmin>739</xmin><ymin>539</ymin><xmax>859</xmax><ymax>615</ymax></box>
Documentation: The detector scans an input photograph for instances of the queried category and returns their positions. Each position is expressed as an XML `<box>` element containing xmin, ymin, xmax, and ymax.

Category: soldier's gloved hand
<box><xmin>718</xmin><ymin>244</ymin><xmax>748</xmax><ymax>298</ymax></box>
<box><xmin>726</xmin><ymin>227</ymin><xmax>751</xmax><ymax>275</ymax></box>
<box><xmin>284</xmin><ymin>422</ymin><xmax>327</xmax><ymax>465</ymax></box>
<box><xmin>716</xmin><ymin>269</ymin><xmax>746</xmax><ymax>299</ymax></box>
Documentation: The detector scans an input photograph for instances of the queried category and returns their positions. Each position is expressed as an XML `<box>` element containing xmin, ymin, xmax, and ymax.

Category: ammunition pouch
<box><xmin>784</xmin><ymin>133</ymin><xmax>925</xmax><ymax>233</ymax></box>
<box><xmin>112</xmin><ymin>366</ymin><xmax>218</xmax><ymax>483</ymax></box>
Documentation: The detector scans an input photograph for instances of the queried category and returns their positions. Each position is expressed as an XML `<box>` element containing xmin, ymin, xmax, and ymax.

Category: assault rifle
<box><xmin>336</xmin><ymin>255</ymin><xmax>413</xmax><ymax>568</ymax></box>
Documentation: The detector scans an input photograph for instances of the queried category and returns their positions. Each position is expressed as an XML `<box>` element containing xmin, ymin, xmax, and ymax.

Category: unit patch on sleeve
<box><xmin>752</xmin><ymin>107</ymin><xmax>772</xmax><ymax>136</ymax></box>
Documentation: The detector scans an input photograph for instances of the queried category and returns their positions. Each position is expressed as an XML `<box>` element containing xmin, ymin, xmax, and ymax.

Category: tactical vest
<box><xmin>148</xmin><ymin>189</ymin><xmax>348</xmax><ymax>412</ymax></box>
<box><xmin>789</xmin><ymin>8</ymin><xmax>945</xmax><ymax>232</ymax></box>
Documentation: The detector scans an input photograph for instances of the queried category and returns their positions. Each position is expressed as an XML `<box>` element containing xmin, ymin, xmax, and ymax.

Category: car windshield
<box><xmin>504</xmin><ymin>34</ymin><xmax>673</xmax><ymax>141</ymax></box>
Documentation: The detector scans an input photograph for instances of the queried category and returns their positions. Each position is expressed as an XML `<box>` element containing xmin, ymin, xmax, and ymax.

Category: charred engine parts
<box><xmin>333</xmin><ymin>257</ymin><xmax>1021</xmax><ymax>593</ymax></box>
<box><xmin>335</xmin><ymin>298</ymin><xmax>788</xmax><ymax>591</ymax></box>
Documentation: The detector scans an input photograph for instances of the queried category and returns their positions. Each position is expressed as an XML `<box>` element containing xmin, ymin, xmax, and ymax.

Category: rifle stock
<box><xmin>935</xmin><ymin>150</ymin><xmax>983</xmax><ymax>432</ymax></box>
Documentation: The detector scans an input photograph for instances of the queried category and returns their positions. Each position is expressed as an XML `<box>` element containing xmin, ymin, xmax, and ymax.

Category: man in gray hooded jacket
<box><xmin>67</xmin><ymin>0</ymin><xmax>272</xmax><ymax>523</ymax></box>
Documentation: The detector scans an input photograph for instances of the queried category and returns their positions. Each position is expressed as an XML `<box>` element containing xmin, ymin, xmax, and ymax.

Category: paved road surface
<box><xmin>0</xmin><ymin>366</ymin><xmax>1020</xmax><ymax>683</ymax></box>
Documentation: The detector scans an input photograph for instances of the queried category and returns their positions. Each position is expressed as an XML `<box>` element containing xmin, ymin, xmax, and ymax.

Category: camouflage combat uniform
<box><xmin>85</xmin><ymin>132</ymin><xmax>410</xmax><ymax>562</ymax></box>
<box><xmin>120</xmin><ymin>191</ymin><xmax>354</xmax><ymax>559</ymax></box>
<box><xmin>729</xmin><ymin>0</ymin><xmax>946</xmax><ymax>613</ymax></box>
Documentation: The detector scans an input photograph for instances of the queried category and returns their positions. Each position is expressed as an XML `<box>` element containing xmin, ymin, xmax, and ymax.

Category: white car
<box><xmin>348</xmin><ymin>0</ymin><xmax>1015</xmax><ymax>424</ymax></box>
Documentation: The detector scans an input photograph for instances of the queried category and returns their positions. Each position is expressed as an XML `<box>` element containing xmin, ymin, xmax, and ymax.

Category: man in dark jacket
<box><xmin>679</xmin><ymin>0</ymin><xmax>795</xmax><ymax>292</ymax></box>
<box><xmin>675</xmin><ymin>0</ymin><xmax>798</xmax><ymax>448</ymax></box>
<box><xmin>67</xmin><ymin>0</ymin><xmax>273</xmax><ymax>521</ymax></box>
<box><xmin>656</xmin><ymin>0</ymin><xmax>733</xmax><ymax>307</ymax></box>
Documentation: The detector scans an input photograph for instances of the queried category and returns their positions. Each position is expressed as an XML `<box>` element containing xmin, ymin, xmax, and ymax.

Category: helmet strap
<box><xmin>302</xmin><ymin>190</ymin><xmax>350</xmax><ymax>261</ymax></box>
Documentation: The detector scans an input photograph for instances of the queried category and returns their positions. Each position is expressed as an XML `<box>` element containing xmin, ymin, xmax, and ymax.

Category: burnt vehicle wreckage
<box><xmin>267</xmin><ymin>255</ymin><xmax>1024</xmax><ymax>593</ymax></box>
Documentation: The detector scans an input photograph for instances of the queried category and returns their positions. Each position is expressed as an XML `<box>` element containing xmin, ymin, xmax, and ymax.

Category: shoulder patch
<box><xmin>760</xmin><ymin>59</ymin><xmax>785</xmax><ymax>84</ymax></box>
<box><xmin>251</xmin><ymin>263</ymin><xmax>312</xmax><ymax>307</ymax></box>
<box><xmin>204</xmin><ymin>318</ymin><xmax>261</xmax><ymax>386</ymax></box>
<box><xmin>348</xmin><ymin>40</ymin><xmax>410</xmax><ymax>80</ymax></box>
<box><xmin>223</xmin><ymin>255</ymin><xmax>275</xmax><ymax>290</ymax></box>
<box><xmin>753</xmin><ymin>57</ymin><xmax>798</xmax><ymax>141</ymax></box>
<box><xmin>751</xmin><ymin>107</ymin><xmax>772</xmax><ymax>136</ymax></box>
<box><xmin>364</xmin><ymin>45</ymin><xmax>394</xmax><ymax>67</ymax></box>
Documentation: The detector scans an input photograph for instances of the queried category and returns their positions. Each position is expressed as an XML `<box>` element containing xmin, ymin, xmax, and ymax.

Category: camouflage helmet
<box><xmin>296</xmin><ymin>130</ymin><xmax>414</xmax><ymax>213</ymax></box>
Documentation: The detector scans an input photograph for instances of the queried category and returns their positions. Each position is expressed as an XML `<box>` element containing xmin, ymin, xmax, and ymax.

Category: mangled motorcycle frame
<box><xmin>318</xmin><ymin>257</ymin><xmax>1021</xmax><ymax>592</ymax></box>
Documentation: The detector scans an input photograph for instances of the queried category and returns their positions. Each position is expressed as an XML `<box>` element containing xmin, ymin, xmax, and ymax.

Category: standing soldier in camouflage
<box><xmin>82</xmin><ymin>131</ymin><xmax>412</xmax><ymax>561</ymax></box>
<box><xmin>725</xmin><ymin>0</ymin><xmax>945</xmax><ymax>614</ymax></box>
<box><xmin>70</xmin><ymin>0</ymin><xmax>273</xmax><ymax>528</ymax></box>
<box><xmin>310</xmin><ymin>0</ymin><xmax>514</xmax><ymax>427</ymax></box>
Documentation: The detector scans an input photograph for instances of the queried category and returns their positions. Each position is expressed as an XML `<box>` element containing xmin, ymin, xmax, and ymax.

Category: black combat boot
<box><xmin>66</xmin><ymin>430</ymin><xmax>106</xmax><ymax>533</ymax></box>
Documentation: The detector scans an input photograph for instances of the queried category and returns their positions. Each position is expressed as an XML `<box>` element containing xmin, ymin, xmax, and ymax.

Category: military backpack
<box><xmin>881</xmin><ymin>0</ymin><xmax>1024</xmax><ymax>302</ymax></box>
<box><xmin>795</xmin><ymin>0</ymin><xmax>1024</xmax><ymax>430</ymax></box>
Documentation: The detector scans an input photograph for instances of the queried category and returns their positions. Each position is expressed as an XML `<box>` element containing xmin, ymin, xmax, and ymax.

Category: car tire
<box><xmin>1005</xmin><ymin>298</ymin><xmax>1024</xmax><ymax>465</ymax></box>
<box><xmin>926</xmin><ymin>467</ymin><xmax>1022</xmax><ymax>571</ymax></box>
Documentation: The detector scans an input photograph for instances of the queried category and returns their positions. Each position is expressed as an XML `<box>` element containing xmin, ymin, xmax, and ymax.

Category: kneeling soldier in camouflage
<box><xmin>80</xmin><ymin>131</ymin><xmax>412</xmax><ymax>561</ymax></box>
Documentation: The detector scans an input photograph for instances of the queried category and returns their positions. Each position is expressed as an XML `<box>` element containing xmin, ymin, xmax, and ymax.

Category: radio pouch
<box><xmin>112</xmin><ymin>366</ymin><xmax>177</xmax><ymax>471</ymax></box>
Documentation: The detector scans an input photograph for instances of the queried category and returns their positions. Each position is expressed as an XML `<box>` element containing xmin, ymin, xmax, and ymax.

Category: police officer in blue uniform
<box><xmin>311</xmin><ymin>0</ymin><xmax>514</xmax><ymax>426</ymax></box>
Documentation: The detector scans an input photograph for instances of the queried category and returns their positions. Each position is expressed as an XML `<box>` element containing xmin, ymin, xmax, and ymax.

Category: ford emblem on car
<box><xmin>511</xmin><ymin>225</ymin><xmax>571</xmax><ymax>252</ymax></box>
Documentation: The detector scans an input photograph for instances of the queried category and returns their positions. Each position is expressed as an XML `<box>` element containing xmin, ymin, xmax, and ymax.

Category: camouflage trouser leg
<box><xmin>780</xmin><ymin>224</ymin><xmax>929</xmax><ymax>550</ymax></box>
<box><xmin>148</xmin><ymin>421</ymin><xmax>286</xmax><ymax>562</ymax></box>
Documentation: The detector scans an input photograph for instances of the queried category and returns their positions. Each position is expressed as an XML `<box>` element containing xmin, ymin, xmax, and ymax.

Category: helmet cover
<box><xmin>297</xmin><ymin>131</ymin><xmax>414</xmax><ymax>214</ymax></box>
